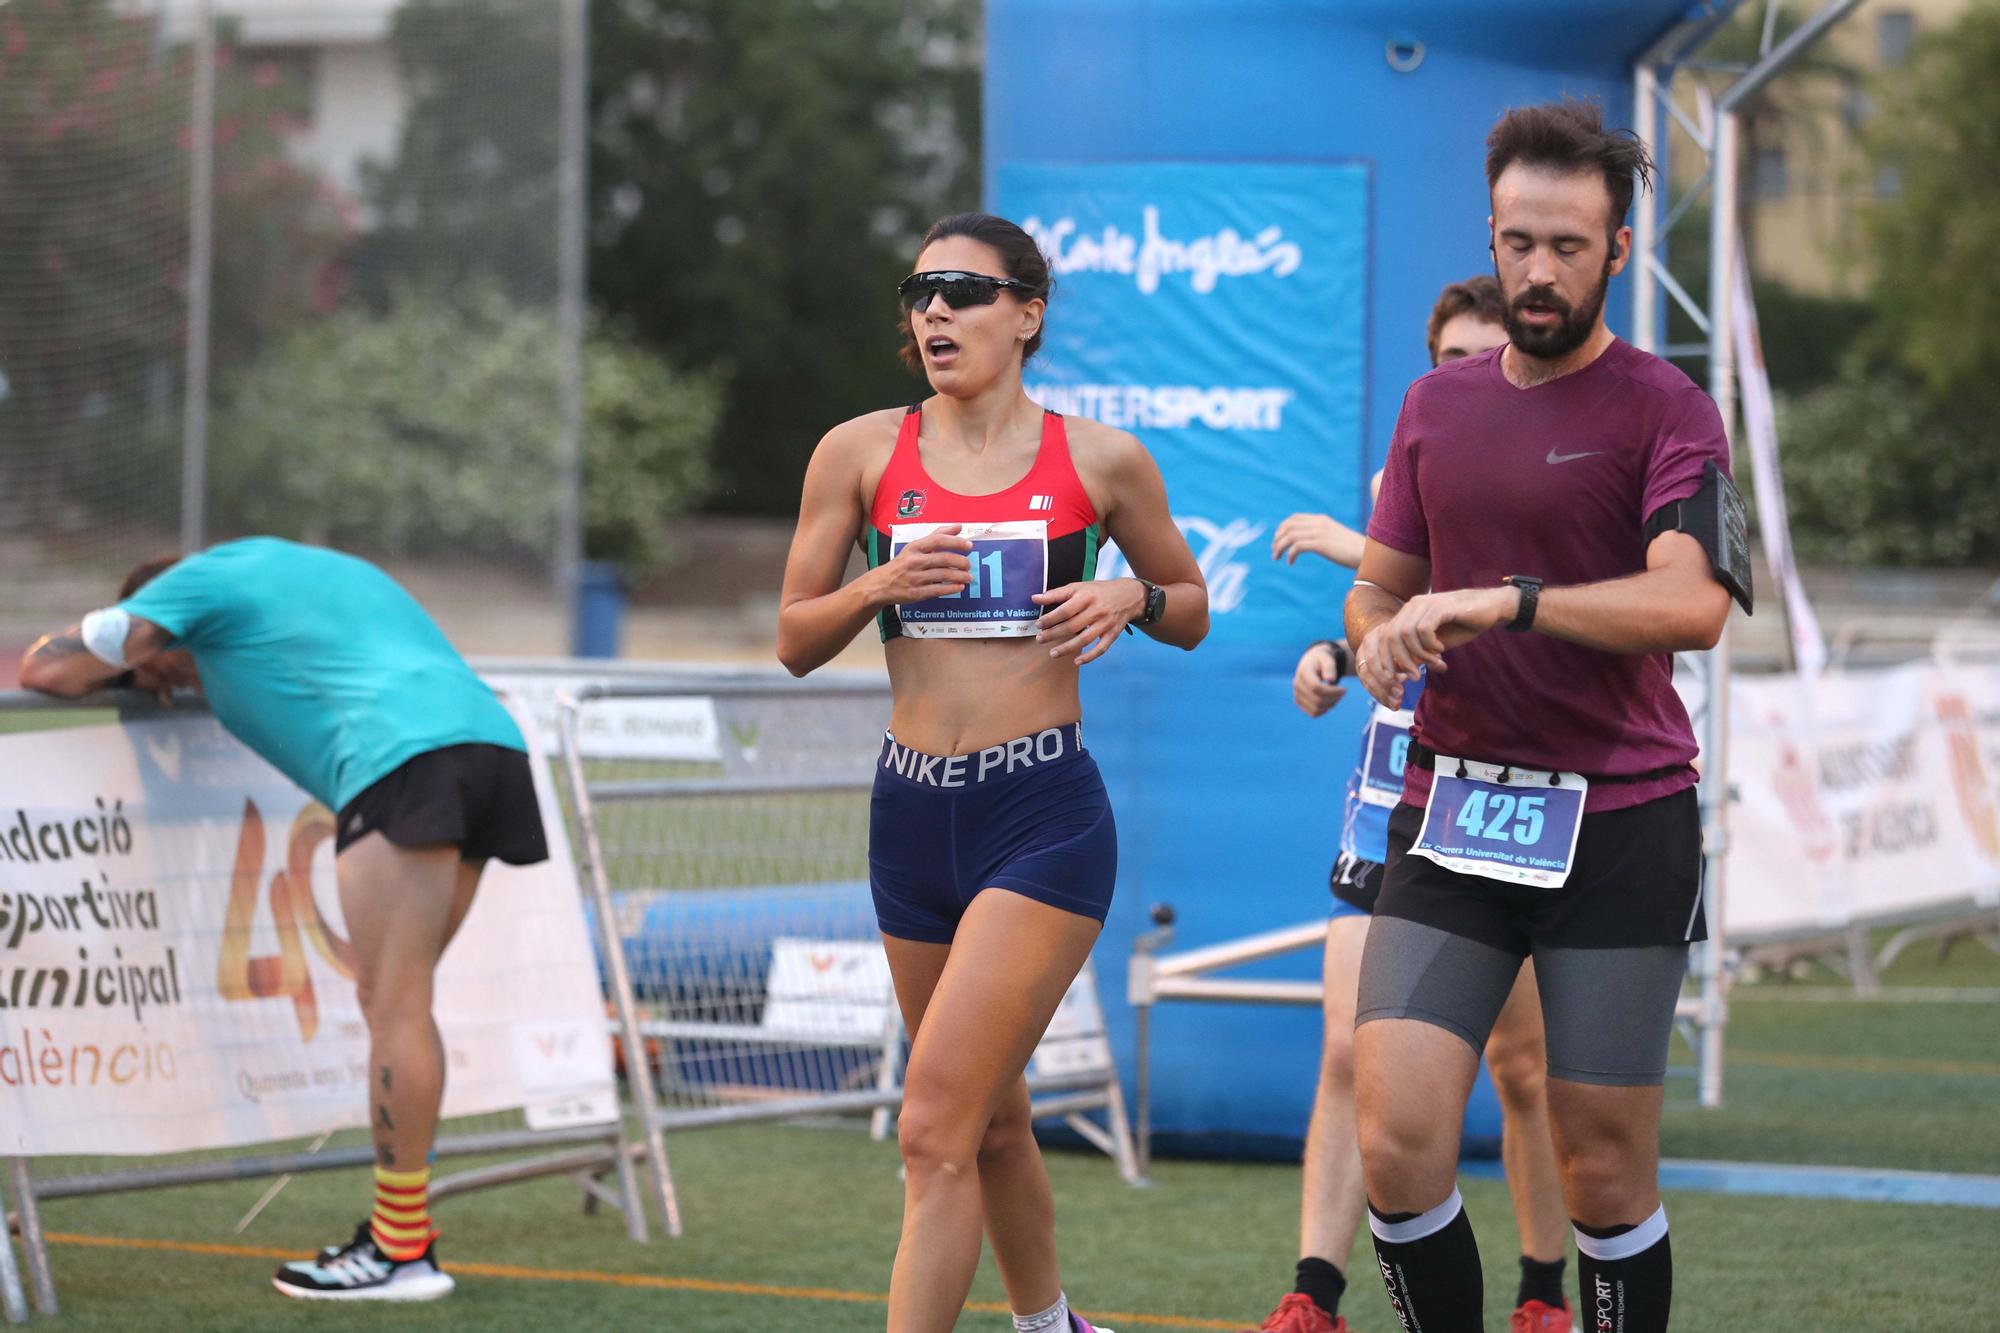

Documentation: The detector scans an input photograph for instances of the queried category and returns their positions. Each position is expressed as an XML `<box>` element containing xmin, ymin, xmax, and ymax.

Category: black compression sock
<box><xmin>1293</xmin><ymin>1257</ymin><xmax>1346</xmax><ymax>1319</ymax></box>
<box><xmin>1574</xmin><ymin>1207</ymin><xmax>1672</xmax><ymax>1333</ymax></box>
<box><xmin>1517</xmin><ymin>1254</ymin><xmax>1568</xmax><ymax>1309</ymax></box>
<box><xmin>1367</xmin><ymin>1189</ymin><xmax>1483</xmax><ymax>1333</ymax></box>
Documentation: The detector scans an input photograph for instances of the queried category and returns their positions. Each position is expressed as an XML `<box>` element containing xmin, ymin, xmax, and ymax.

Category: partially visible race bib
<box><xmin>1411</xmin><ymin>756</ymin><xmax>1588</xmax><ymax>889</ymax></box>
<box><xmin>891</xmin><ymin>519</ymin><xmax>1049</xmax><ymax>638</ymax></box>
<box><xmin>1356</xmin><ymin>701</ymin><xmax>1415</xmax><ymax>809</ymax></box>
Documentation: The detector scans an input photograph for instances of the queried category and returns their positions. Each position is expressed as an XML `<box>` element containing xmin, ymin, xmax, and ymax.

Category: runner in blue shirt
<box><xmin>21</xmin><ymin>537</ymin><xmax>544</xmax><ymax>1304</ymax></box>
<box><xmin>1242</xmin><ymin>279</ymin><xmax>1573</xmax><ymax>1333</ymax></box>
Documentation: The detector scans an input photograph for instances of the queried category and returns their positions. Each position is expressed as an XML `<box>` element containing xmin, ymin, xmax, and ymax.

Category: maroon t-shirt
<box><xmin>1367</xmin><ymin>338</ymin><xmax>1727</xmax><ymax>813</ymax></box>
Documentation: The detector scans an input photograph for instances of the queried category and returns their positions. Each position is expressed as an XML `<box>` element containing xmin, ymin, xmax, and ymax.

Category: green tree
<box><xmin>1860</xmin><ymin>0</ymin><xmax>2000</xmax><ymax>409</ymax></box>
<box><xmin>344</xmin><ymin>0</ymin><xmax>979</xmax><ymax>517</ymax></box>
<box><xmin>210</xmin><ymin>287</ymin><xmax>716</xmax><ymax>573</ymax></box>
<box><xmin>1773</xmin><ymin>2</ymin><xmax>2000</xmax><ymax>569</ymax></box>
<box><xmin>1778</xmin><ymin>372</ymin><xmax>2000</xmax><ymax>567</ymax></box>
<box><xmin>589</xmin><ymin>0</ymin><xmax>981</xmax><ymax>514</ymax></box>
<box><xmin>0</xmin><ymin>0</ymin><xmax>345</xmax><ymax>527</ymax></box>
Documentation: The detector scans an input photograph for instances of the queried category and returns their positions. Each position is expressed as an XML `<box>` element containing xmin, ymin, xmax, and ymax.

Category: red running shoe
<box><xmin>1510</xmin><ymin>1298</ymin><xmax>1573</xmax><ymax>1332</ymax></box>
<box><xmin>1240</xmin><ymin>1291</ymin><xmax>1346</xmax><ymax>1333</ymax></box>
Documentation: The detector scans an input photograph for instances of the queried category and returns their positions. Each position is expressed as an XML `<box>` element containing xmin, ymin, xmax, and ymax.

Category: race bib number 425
<box><xmin>891</xmin><ymin>520</ymin><xmax>1049</xmax><ymax>638</ymax></box>
<box><xmin>1411</xmin><ymin>757</ymin><xmax>1588</xmax><ymax>889</ymax></box>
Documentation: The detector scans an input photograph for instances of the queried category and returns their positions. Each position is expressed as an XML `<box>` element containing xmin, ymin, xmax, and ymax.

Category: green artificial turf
<box><xmin>0</xmin><ymin>706</ymin><xmax>112</xmax><ymax>736</ymax></box>
<box><xmin>26</xmin><ymin>1119</ymin><xmax>2000</xmax><ymax>1332</ymax></box>
<box><xmin>1662</xmin><ymin>953</ymin><xmax>2000</xmax><ymax>1174</ymax></box>
<box><xmin>28</xmin><ymin>941</ymin><xmax>2000</xmax><ymax>1332</ymax></box>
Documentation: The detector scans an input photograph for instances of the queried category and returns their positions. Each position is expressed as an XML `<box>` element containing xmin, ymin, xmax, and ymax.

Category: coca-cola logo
<box><xmin>1100</xmin><ymin>515</ymin><xmax>1264</xmax><ymax>615</ymax></box>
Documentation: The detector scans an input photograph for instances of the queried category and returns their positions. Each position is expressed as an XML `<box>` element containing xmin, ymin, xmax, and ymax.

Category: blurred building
<box><xmin>1738</xmin><ymin>0</ymin><xmax>1971</xmax><ymax>295</ymax></box>
<box><xmin>150</xmin><ymin>0</ymin><xmax>405</xmax><ymax>202</ymax></box>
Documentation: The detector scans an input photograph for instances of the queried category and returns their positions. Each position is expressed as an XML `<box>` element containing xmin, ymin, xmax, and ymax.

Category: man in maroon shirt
<box><xmin>1245</xmin><ymin>277</ymin><xmax>1574</xmax><ymax>1333</ymax></box>
<box><xmin>1344</xmin><ymin>100</ymin><xmax>1738</xmax><ymax>1333</ymax></box>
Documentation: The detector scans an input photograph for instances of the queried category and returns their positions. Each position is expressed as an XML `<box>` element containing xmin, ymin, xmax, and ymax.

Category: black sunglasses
<box><xmin>898</xmin><ymin>270</ymin><xmax>1037</xmax><ymax>312</ymax></box>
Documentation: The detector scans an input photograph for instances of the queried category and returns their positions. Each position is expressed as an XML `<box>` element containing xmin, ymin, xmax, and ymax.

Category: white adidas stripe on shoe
<box><xmin>272</xmin><ymin>1222</ymin><xmax>455</xmax><ymax>1302</ymax></box>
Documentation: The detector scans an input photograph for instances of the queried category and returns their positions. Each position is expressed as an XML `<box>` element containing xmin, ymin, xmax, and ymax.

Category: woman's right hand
<box><xmin>1271</xmin><ymin>512</ymin><xmax>1365</xmax><ymax>569</ymax></box>
<box><xmin>1292</xmin><ymin>641</ymin><xmax>1348</xmax><ymax>718</ymax></box>
<box><xmin>871</xmin><ymin>525</ymin><xmax>975</xmax><ymax>606</ymax></box>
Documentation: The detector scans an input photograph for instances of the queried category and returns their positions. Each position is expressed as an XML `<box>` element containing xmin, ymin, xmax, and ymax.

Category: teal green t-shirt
<box><xmin>120</xmin><ymin>538</ymin><xmax>524</xmax><ymax>811</ymax></box>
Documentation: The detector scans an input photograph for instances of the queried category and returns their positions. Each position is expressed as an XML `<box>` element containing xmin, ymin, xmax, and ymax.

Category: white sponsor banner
<box><xmin>761</xmin><ymin>939</ymin><xmax>896</xmax><ymax>1042</ymax></box>
<box><xmin>0</xmin><ymin>702</ymin><xmax>615</xmax><ymax>1156</ymax></box>
<box><xmin>1727</xmin><ymin>659</ymin><xmax>2000</xmax><ymax>938</ymax></box>
<box><xmin>1030</xmin><ymin>965</ymin><xmax>1116</xmax><ymax>1081</ymax></box>
<box><xmin>486</xmin><ymin>673</ymin><xmax>721</xmax><ymax>761</ymax></box>
<box><xmin>691</xmin><ymin>932</ymin><xmax>1112</xmax><ymax>1080</ymax></box>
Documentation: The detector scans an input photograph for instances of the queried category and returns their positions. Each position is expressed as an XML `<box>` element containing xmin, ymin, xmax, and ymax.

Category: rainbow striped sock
<box><xmin>369</xmin><ymin>1163</ymin><xmax>434</xmax><ymax>1261</ymax></box>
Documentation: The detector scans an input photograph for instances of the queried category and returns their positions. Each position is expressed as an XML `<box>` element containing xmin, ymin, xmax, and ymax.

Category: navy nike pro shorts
<box><xmin>867</xmin><ymin>724</ymin><xmax>1116</xmax><ymax>944</ymax></box>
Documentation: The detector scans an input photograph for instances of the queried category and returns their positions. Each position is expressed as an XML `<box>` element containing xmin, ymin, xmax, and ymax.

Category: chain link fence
<box><xmin>0</xmin><ymin>0</ymin><xmax>586</xmax><ymax>665</ymax></box>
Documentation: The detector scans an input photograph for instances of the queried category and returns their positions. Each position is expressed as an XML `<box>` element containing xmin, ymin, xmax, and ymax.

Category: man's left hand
<box><xmin>1382</xmin><ymin>586</ymin><xmax>1519</xmax><ymax>674</ymax></box>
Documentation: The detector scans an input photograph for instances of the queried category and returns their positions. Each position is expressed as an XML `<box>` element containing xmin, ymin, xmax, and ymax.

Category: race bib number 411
<box><xmin>891</xmin><ymin>520</ymin><xmax>1049</xmax><ymax>638</ymax></box>
<box><xmin>1411</xmin><ymin>757</ymin><xmax>1588</xmax><ymax>889</ymax></box>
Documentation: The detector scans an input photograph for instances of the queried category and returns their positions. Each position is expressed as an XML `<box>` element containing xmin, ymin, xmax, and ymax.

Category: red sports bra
<box><xmin>862</xmin><ymin>405</ymin><xmax>1103</xmax><ymax>641</ymax></box>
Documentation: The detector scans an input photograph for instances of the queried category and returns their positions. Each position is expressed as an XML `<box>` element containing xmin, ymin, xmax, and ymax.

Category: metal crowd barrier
<box><xmin>554</xmin><ymin>673</ymin><xmax>1141</xmax><ymax>1225</ymax></box>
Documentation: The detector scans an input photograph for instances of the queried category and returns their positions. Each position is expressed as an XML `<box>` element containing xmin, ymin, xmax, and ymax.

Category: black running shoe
<box><xmin>272</xmin><ymin>1221</ymin><xmax>454</xmax><ymax>1302</ymax></box>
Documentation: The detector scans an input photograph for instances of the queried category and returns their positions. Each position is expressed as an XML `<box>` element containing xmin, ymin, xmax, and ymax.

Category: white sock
<box><xmin>1013</xmin><ymin>1292</ymin><xmax>1071</xmax><ymax>1333</ymax></box>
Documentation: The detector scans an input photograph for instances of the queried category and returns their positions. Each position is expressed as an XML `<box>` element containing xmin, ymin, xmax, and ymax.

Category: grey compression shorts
<box><xmin>1355</xmin><ymin>787</ymin><xmax>1703</xmax><ymax>1086</ymax></box>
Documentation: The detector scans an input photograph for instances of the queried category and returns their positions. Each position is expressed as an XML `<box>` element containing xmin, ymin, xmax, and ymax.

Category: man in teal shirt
<box><xmin>21</xmin><ymin>538</ymin><xmax>546</xmax><ymax>1303</ymax></box>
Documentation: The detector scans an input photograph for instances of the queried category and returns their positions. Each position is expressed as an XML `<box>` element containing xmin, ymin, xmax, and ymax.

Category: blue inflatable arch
<box><xmin>984</xmin><ymin>0</ymin><xmax>1727</xmax><ymax>1153</ymax></box>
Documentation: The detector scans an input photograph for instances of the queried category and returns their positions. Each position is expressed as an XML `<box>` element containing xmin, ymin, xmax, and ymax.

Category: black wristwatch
<box><xmin>1502</xmin><ymin>575</ymin><xmax>1543</xmax><ymax>632</ymax></box>
<box><xmin>1310</xmin><ymin>640</ymin><xmax>1353</xmax><ymax>678</ymax></box>
<box><xmin>1134</xmin><ymin>576</ymin><xmax>1166</xmax><ymax>627</ymax></box>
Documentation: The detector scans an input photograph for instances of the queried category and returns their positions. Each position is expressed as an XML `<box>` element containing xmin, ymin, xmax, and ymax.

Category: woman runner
<box><xmin>778</xmin><ymin>212</ymin><xmax>1208</xmax><ymax>1333</ymax></box>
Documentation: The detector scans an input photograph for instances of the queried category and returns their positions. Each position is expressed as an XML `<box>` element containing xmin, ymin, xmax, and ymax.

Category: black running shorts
<box><xmin>1356</xmin><ymin>786</ymin><xmax>1704</xmax><ymax>1085</ymax></box>
<box><xmin>334</xmin><ymin>744</ymin><xmax>549</xmax><ymax>866</ymax></box>
<box><xmin>1329</xmin><ymin>851</ymin><xmax>1382</xmax><ymax>917</ymax></box>
<box><xmin>1375</xmin><ymin>786</ymin><xmax>1705</xmax><ymax>953</ymax></box>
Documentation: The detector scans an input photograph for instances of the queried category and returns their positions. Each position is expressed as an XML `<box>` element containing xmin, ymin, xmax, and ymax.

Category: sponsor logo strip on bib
<box><xmin>1411</xmin><ymin>756</ymin><xmax>1588</xmax><ymax>889</ymax></box>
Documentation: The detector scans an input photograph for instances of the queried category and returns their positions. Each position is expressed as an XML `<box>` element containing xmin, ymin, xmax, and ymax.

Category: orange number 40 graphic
<box><xmin>216</xmin><ymin>799</ymin><xmax>356</xmax><ymax>1040</ymax></box>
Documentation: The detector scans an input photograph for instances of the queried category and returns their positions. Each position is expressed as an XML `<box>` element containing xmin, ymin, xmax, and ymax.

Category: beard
<box><xmin>1500</xmin><ymin>262</ymin><xmax>1611</xmax><ymax>360</ymax></box>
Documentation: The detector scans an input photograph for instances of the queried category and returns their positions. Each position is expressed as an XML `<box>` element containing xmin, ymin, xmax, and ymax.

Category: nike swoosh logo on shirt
<box><xmin>1546</xmin><ymin>448</ymin><xmax>1602</xmax><ymax>464</ymax></box>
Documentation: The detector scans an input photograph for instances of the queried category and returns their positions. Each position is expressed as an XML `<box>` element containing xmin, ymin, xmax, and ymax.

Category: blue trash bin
<box><xmin>572</xmin><ymin>559</ymin><xmax>625</xmax><ymax>659</ymax></box>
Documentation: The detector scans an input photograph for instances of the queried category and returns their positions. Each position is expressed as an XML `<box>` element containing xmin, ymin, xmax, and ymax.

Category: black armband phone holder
<box><xmin>1645</xmin><ymin>459</ymin><xmax>1754</xmax><ymax>614</ymax></box>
